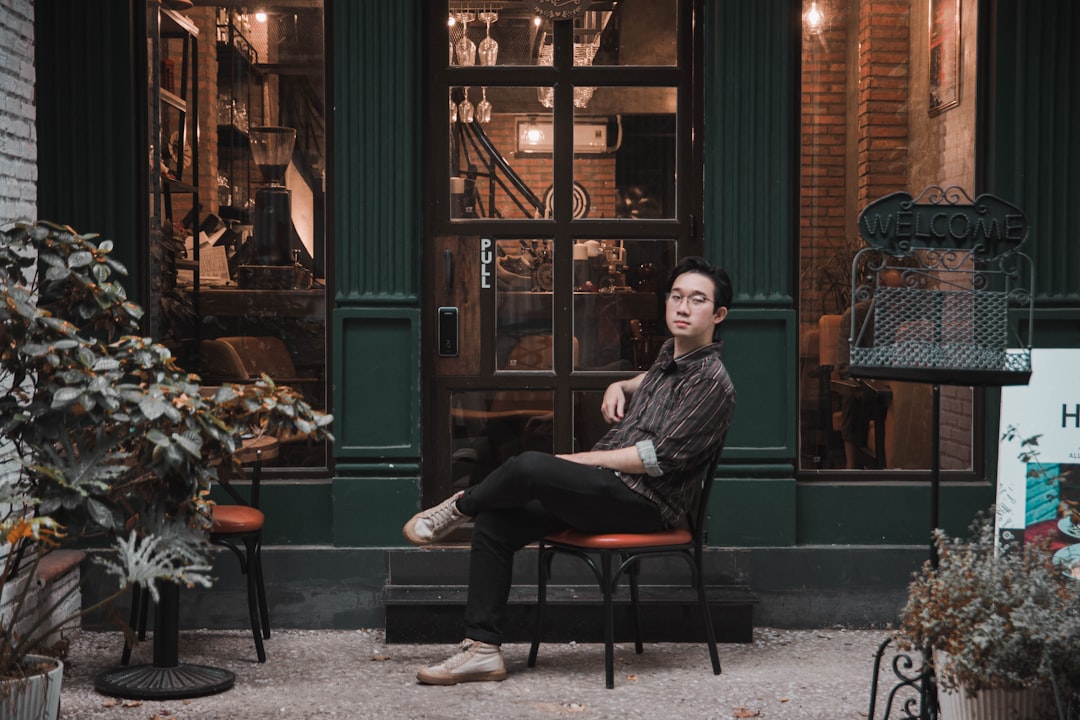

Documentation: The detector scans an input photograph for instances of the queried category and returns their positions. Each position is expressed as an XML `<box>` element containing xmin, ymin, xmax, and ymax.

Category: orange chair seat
<box><xmin>211</xmin><ymin>505</ymin><xmax>264</xmax><ymax>534</ymax></box>
<box><xmin>545</xmin><ymin>527</ymin><xmax>692</xmax><ymax>549</ymax></box>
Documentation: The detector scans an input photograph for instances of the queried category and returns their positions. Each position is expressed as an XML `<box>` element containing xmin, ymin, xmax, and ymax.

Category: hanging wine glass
<box><xmin>476</xmin><ymin>87</ymin><xmax>492</xmax><ymax>124</ymax></box>
<box><xmin>449</xmin><ymin>89</ymin><xmax>458</xmax><ymax>124</ymax></box>
<box><xmin>454</xmin><ymin>12</ymin><xmax>476</xmax><ymax>66</ymax></box>
<box><xmin>459</xmin><ymin>87</ymin><xmax>475</xmax><ymax>124</ymax></box>
<box><xmin>477</xmin><ymin>9</ymin><xmax>498</xmax><ymax>65</ymax></box>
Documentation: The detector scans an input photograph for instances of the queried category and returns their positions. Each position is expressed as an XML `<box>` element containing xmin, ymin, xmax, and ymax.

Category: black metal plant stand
<box><xmin>95</xmin><ymin>581</ymin><xmax>236</xmax><ymax>700</ymax></box>
<box><xmin>848</xmin><ymin>187</ymin><xmax>1034</xmax><ymax>719</ymax></box>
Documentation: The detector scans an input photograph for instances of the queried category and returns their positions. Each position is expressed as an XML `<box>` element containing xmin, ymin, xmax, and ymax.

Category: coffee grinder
<box><xmin>240</xmin><ymin>125</ymin><xmax>297</xmax><ymax>288</ymax></box>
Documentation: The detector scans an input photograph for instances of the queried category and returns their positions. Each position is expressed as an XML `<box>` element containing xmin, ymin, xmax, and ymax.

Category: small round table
<box><xmin>94</xmin><ymin>435</ymin><xmax>278</xmax><ymax>700</ymax></box>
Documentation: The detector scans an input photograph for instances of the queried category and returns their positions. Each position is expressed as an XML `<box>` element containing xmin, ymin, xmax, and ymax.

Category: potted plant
<box><xmin>896</xmin><ymin>512</ymin><xmax>1080</xmax><ymax>720</ymax></box>
<box><xmin>0</xmin><ymin>221</ymin><xmax>331</xmax><ymax>718</ymax></box>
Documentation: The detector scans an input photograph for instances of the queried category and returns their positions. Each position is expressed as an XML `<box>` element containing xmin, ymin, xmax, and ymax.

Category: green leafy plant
<box><xmin>0</xmin><ymin>221</ymin><xmax>332</xmax><ymax>681</ymax></box>
<box><xmin>896</xmin><ymin>511</ymin><xmax>1080</xmax><ymax>717</ymax></box>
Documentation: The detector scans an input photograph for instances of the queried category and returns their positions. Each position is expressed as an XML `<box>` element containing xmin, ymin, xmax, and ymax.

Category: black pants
<box><xmin>455</xmin><ymin>451</ymin><xmax>664</xmax><ymax>646</ymax></box>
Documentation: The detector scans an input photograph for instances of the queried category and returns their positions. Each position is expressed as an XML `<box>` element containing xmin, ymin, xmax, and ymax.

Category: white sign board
<box><xmin>997</xmin><ymin>349</ymin><xmax>1080</xmax><ymax>574</ymax></box>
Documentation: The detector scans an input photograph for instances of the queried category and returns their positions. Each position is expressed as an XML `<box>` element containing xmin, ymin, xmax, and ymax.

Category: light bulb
<box><xmin>804</xmin><ymin>1</ymin><xmax>824</xmax><ymax>29</ymax></box>
<box><xmin>255</xmin><ymin>11</ymin><xmax>268</xmax><ymax>23</ymax></box>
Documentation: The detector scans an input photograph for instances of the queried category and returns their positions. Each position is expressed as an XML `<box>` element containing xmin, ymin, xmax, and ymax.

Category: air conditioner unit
<box><xmin>516</xmin><ymin>119</ymin><xmax>608</xmax><ymax>154</ymax></box>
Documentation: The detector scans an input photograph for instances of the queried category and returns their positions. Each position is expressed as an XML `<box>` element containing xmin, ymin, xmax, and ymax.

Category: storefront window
<box><xmin>798</xmin><ymin>0</ymin><xmax>975</xmax><ymax>474</ymax></box>
<box><xmin>154</xmin><ymin>4</ymin><xmax>328</xmax><ymax>469</ymax></box>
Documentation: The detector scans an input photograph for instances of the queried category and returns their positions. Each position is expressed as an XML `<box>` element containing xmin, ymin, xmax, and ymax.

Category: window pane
<box><xmin>587</xmin><ymin>0</ymin><xmax>678</xmax><ymax>67</ymax></box>
<box><xmin>445</xmin><ymin>3</ymin><xmax>677</xmax><ymax>68</ymax></box>
<box><xmin>573</xmin><ymin>239</ymin><xmax>675</xmax><ymax>371</ymax></box>
<box><xmin>496</xmin><ymin>239</ymin><xmax>554</xmax><ymax>370</ymax></box>
<box><xmin>451</xmin><ymin>390</ymin><xmax>555</xmax><ymax>488</ymax></box>
<box><xmin>574</xmin><ymin>390</ymin><xmax>608</xmax><ymax>454</ymax></box>
<box><xmin>168</xmin><ymin>5</ymin><xmax>328</xmax><ymax>469</ymax></box>
<box><xmin>574</xmin><ymin>93</ymin><xmax>676</xmax><ymax>220</ymax></box>
<box><xmin>798</xmin><ymin>0</ymin><xmax>973</xmax><ymax>472</ymax></box>
<box><xmin>447</xmin><ymin>7</ymin><xmax>542</xmax><ymax>67</ymax></box>
<box><xmin>450</xmin><ymin>90</ymin><xmax>553</xmax><ymax>220</ymax></box>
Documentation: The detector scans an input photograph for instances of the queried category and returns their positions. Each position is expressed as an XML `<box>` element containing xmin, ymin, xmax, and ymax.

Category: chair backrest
<box><xmin>218</xmin><ymin>336</ymin><xmax>297</xmax><ymax>378</ymax></box>
<box><xmin>200</xmin><ymin>338</ymin><xmax>248</xmax><ymax>382</ymax></box>
<box><xmin>817</xmin><ymin>314</ymin><xmax>843</xmax><ymax>373</ymax></box>
<box><xmin>686</xmin><ymin>451</ymin><xmax>724</xmax><ymax>549</ymax></box>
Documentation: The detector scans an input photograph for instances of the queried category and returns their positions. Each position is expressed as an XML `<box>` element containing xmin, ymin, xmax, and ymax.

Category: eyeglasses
<box><xmin>665</xmin><ymin>292</ymin><xmax>714</xmax><ymax>309</ymax></box>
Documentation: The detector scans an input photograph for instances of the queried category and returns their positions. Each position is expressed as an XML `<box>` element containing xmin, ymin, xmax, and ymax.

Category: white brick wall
<box><xmin>0</xmin><ymin>0</ymin><xmax>36</xmax><ymax>226</ymax></box>
<box><xmin>0</xmin><ymin>0</ymin><xmax>38</xmax><ymax>633</ymax></box>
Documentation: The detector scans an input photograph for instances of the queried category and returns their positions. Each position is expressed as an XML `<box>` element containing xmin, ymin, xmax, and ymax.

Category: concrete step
<box><xmin>383</xmin><ymin>583</ymin><xmax>757</xmax><ymax>644</ymax></box>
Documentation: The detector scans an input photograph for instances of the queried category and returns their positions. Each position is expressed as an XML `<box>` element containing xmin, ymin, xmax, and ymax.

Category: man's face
<box><xmin>665</xmin><ymin>271</ymin><xmax>727</xmax><ymax>345</ymax></box>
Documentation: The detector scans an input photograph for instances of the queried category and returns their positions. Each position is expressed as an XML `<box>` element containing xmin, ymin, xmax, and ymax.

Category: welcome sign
<box><xmin>859</xmin><ymin>188</ymin><xmax>1029</xmax><ymax>259</ymax></box>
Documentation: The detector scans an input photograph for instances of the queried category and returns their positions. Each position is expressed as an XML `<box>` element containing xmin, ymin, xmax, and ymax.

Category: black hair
<box><xmin>667</xmin><ymin>256</ymin><xmax>733</xmax><ymax>312</ymax></box>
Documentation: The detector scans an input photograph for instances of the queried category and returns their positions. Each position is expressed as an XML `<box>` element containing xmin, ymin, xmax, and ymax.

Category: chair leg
<box><xmin>528</xmin><ymin>545</ymin><xmax>551</xmax><ymax>668</ymax></box>
<box><xmin>244</xmin><ymin>537</ymin><xmax>267</xmax><ymax>663</ymax></box>
<box><xmin>601</xmin><ymin>552</ymin><xmax>615</xmax><ymax>689</ymax></box>
<box><xmin>693</xmin><ymin>554</ymin><xmax>721</xmax><ymax>675</ymax></box>
<box><xmin>254</xmin><ymin>539</ymin><xmax>270</xmax><ymax>639</ymax></box>
<box><xmin>628</xmin><ymin>558</ymin><xmax>643</xmax><ymax>655</ymax></box>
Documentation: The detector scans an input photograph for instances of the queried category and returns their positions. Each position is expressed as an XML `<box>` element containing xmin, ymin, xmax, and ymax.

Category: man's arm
<box><xmin>558</xmin><ymin>374</ymin><xmax>649</xmax><ymax>472</ymax></box>
<box><xmin>600</xmin><ymin>373</ymin><xmax>646</xmax><ymax>423</ymax></box>
<box><xmin>556</xmin><ymin>446</ymin><xmax>646</xmax><ymax>474</ymax></box>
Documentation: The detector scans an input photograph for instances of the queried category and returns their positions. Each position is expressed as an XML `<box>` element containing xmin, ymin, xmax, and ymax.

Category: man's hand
<box><xmin>600</xmin><ymin>373</ymin><xmax>645</xmax><ymax>423</ymax></box>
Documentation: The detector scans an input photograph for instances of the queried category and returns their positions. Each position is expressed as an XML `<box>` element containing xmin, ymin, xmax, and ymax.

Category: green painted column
<box><xmin>703</xmin><ymin>0</ymin><xmax>796</xmax><ymax>306</ymax></box>
<box><xmin>702</xmin><ymin>1</ymin><xmax>798</xmax><ymax>464</ymax></box>
<box><xmin>331</xmin><ymin>0</ymin><xmax>423</xmax><ymax>545</ymax></box>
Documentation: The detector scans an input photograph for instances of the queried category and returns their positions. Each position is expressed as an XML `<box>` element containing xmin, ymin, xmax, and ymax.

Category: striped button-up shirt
<box><xmin>592</xmin><ymin>338</ymin><xmax>736</xmax><ymax>526</ymax></box>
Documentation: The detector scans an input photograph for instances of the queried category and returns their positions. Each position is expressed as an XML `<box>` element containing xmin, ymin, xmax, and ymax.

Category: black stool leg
<box><xmin>528</xmin><ymin>545</ymin><xmax>552</xmax><ymax>667</ymax></box>
<box><xmin>628</xmin><ymin>558</ymin><xmax>643</xmax><ymax>655</ymax></box>
<box><xmin>602</xmin><ymin>552</ymin><xmax>615</xmax><ymax>689</ymax></box>
<box><xmin>243</xmin><ymin>536</ymin><xmax>267</xmax><ymax>662</ymax></box>
<box><xmin>254</xmin><ymin>539</ymin><xmax>270</xmax><ymax>639</ymax></box>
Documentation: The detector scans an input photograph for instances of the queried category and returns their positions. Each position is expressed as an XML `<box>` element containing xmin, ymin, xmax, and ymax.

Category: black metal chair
<box><xmin>528</xmin><ymin>454</ymin><xmax>723</xmax><ymax>688</ymax></box>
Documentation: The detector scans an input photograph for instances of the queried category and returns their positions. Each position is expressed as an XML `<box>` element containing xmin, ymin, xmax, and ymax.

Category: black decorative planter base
<box><xmin>94</xmin><ymin>663</ymin><xmax>235</xmax><ymax>700</ymax></box>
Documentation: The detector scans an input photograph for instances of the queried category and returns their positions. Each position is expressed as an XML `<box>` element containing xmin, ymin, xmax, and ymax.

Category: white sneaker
<box><xmin>403</xmin><ymin>491</ymin><xmax>471</xmax><ymax>545</ymax></box>
<box><xmin>417</xmin><ymin>639</ymin><xmax>507</xmax><ymax>685</ymax></box>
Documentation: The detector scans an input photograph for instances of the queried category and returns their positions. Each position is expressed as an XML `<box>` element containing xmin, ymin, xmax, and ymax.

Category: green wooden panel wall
<box><xmin>35</xmin><ymin>0</ymin><xmax>144</xmax><ymax>300</ymax></box>
<box><xmin>331</xmin><ymin>0</ymin><xmax>420</xmax><ymax>301</ymax></box>
<box><xmin>702</xmin><ymin>0</ymin><xmax>796</xmax><ymax>305</ymax></box>
<box><xmin>332</xmin><ymin>308</ymin><xmax>421</xmax><ymax>458</ymax></box>
<box><xmin>720</xmin><ymin>309</ymin><xmax>797</xmax><ymax>460</ymax></box>
<box><xmin>702</xmin><ymin>2</ymin><xmax>798</xmax><ymax>462</ymax></box>
<box><xmin>986</xmin><ymin>0</ymin><xmax>1080</xmax><ymax>306</ymax></box>
<box><xmin>330</xmin><ymin>1</ymin><xmax>423</xmax><ymax>469</ymax></box>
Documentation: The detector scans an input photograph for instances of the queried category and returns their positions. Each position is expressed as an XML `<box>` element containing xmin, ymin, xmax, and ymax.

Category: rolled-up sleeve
<box><xmin>636</xmin><ymin>439</ymin><xmax>662</xmax><ymax>477</ymax></box>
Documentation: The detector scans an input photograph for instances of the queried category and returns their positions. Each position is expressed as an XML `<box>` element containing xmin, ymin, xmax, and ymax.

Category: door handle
<box><xmin>444</xmin><ymin>248</ymin><xmax>453</xmax><ymax>293</ymax></box>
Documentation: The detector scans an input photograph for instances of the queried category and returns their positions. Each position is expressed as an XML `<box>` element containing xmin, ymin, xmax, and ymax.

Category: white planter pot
<box><xmin>937</xmin><ymin>684</ymin><xmax>1049</xmax><ymax>720</ymax></box>
<box><xmin>934</xmin><ymin>651</ymin><xmax>1053</xmax><ymax>720</ymax></box>
<box><xmin>0</xmin><ymin>655</ymin><xmax>63</xmax><ymax>720</ymax></box>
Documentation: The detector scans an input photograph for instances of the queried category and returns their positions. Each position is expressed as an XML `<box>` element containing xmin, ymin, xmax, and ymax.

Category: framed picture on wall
<box><xmin>929</xmin><ymin>0</ymin><xmax>961</xmax><ymax>115</ymax></box>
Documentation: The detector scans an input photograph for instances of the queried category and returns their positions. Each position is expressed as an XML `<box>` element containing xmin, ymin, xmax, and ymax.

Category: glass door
<box><xmin>423</xmin><ymin>0</ymin><xmax>700</xmax><ymax>507</ymax></box>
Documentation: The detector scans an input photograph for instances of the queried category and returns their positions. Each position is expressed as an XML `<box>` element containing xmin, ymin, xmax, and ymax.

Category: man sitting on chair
<box><xmin>402</xmin><ymin>256</ymin><xmax>737</xmax><ymax>685</ymax></box>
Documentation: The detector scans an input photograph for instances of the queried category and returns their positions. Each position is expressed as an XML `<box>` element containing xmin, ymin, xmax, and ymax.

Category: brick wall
<box><xmin>800</xmin><ymin>0</ymin><xmax>852</xmax><ymax>323</ymax></box>
<box><xmin>0</xmin><ymin>0</ymin><xmax>36</xmax><ymax>225</ymax></box>
<box><xmin>0</xmin><ymin>0</ymin><xmax>36</xmax><ymax>627</ymax></box>
<box><xmin>856</xmin><ymin>0</ymin><xmax>911</xmax><ymax>207</ymax></box>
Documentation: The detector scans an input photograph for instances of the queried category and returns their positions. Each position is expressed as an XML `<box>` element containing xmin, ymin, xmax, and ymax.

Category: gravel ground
<box><xmin>54</xmin><ymin>626</ymin><xmax>906</xmax><ymax>720</ymax></box>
